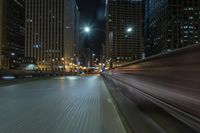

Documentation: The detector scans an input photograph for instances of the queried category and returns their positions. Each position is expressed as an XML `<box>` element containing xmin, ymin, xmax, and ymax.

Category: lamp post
<box><xmin>51</xmin><ymin>59</ymin><xmax>55</xmax><ymax>74</ymax></box>
<box><xmin>92</xmin><ymin>53</ymin><xmax>95</xmax><ymax>67</ymax></box>
<box><xmin>10</xmin><ymin>52</ymin><xmax>15</xmax><ymax>69</ymax></box>
<box><xmin>61</xmin><ymin>57</ymin><xmax>65</xmax><ymax>72</ymax></box>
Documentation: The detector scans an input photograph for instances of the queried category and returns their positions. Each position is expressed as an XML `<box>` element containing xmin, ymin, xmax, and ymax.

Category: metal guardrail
<box><xmin>103</xmin><ymin>45</ymin><xmax>200</xmax><ymax>132</ymax></box>
<box><xmin>115</xmin><ymin>44</ymin><xmax>200</xmax><ymax>68</ymax></box>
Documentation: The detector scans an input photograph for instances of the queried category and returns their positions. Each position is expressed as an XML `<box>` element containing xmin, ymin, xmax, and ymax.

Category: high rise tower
<box><xmin>25</xmin><ymin>0</ymin><xmax>80</xmax><ymax>71</ymax></box>
<box><xmin>0</xmin><ymin>0</ymin><xmax>25</xmax><ymax>69</ymax></box>
<box><xmin>106</xmin><ymin>0</ymin><xmax>143</xmax><ymax>66</ymax></box>
<box><xmin>145</xmin><ymin>0</ymin><xmax>200</xmax><ymax>57</ymax></box>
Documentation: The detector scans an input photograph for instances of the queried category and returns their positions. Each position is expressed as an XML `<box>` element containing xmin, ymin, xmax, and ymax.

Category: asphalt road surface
<box><xmin>0</xmin><ymin>75</ymin><xmax>126</xmax><ymax>133</ymax></box>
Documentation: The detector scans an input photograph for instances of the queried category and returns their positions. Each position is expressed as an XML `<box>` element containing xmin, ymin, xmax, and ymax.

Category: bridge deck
<box><xmin>0</xmin><ymin>76</ymin><xmax>126</xmax><ymax>133</ymax></box>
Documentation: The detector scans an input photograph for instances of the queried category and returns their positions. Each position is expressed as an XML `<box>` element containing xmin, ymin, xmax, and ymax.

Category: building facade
<box><xmin>0</xmin><ymin>0</ymin><xmax>3</xmax><ymax>69</ymax></box>
<box><xmin>74</xmin><ymin>6</ymin><xmax>80</xmax><ymax>65</ymax></box>
<box><xmin>0</xmin><ymin>0</ymin><xmax>25</xmax><ymax>69</ymax></box>
<box><xmin>25</xmin><ymin>0</ymin><xmax>79</xmax><ymax>72</ymax></box>
<box><xmin>145</xmin><ymin>0</ymin><xmax>200</xmax><ymax>57</ymax></box>
<box><xmin>105</xmin><ymin>0</ymin><xmax>143</xmax><ymax>66</ymax></box>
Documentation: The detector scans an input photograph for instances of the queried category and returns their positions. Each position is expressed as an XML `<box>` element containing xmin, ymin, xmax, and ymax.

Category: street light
<box><xmin>126</xmin><ymin>27</ymin><xmax>133</xmax><ymax>33</ymax></box>
<box><xmin>11</xmin><ymin>53</ymin><xmax>15</xmax><ymax>56</ymax></box>
<box><xmin>10</xmin><ymin>53</ymin><xmax>16</xmax><ymax>68</ymax></box>
<box><xmin>84</xmin><ymin>26</ymin><xmax>91</xmax><ymax>33</ymax></box>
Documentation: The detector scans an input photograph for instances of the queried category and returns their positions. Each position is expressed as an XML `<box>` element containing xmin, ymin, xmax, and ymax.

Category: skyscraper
<box><xmin>0</xmin><ymin>0</ymin><xmax>3</xmax><ymax>69</ymax></box>
<box><xmin>74</xmin><ymin>5</ymin><xmax>80</xmax><ymax>65</ymax></box>
<box><xmin>25</xmin><ymin>0</ymin><xmax>79</xmax><ymax>72</ymax></box>
<box><xmin>105</xmin><ymin>0</ymin><xmax>143</xmax><ymax>66</ymax></box>
<box><xmin>145</xmin><ymin>0</ymin><xmax>200</xmax><ymax>57</ymax></box>
<box><xmin>0</xmin><ymin>0</ymin><xmax>25</xmax><ymax>69</ymax></box>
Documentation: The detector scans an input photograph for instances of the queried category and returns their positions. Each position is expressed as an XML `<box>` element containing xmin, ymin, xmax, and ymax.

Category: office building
<box><xmin>74</xmin><ymin>7</ymin><xmax>80</xmax><ymax>65</ymax></box>
<box><xmin>25</xmin><ymin>0</ymin><xmax>80</xmax><ymax>71</ymax></box>
<box><xmin>0</xmin><ymin>0</ymin><xmax>3</xmax><ymax>69</ymax></box>
<box><xmin>0</xmin><ymin>0</ymin><xmax>25</xmax><ymax>69</ymax></box>
<box><xmin>105</xmin><ymin>0</ymin><xmax>143</xmax><ymax>66</ymax></box>
<box><xmin>145</xmin><ymin>0</ymin><xmax>200</xmax><ymax>57</ymax></box>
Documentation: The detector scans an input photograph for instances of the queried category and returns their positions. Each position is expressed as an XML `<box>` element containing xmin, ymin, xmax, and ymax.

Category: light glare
<box><xmin>84</xmin><ymin>27</ymin><xmax>90</xmax><ymax>33</ymax></box>
<box><xmin>127</xmin><ymin>27</ymin><xmax>133</xmax><ymax>32</ymax></box>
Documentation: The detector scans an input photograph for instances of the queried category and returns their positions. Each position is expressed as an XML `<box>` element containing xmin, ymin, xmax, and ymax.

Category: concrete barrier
<box><xmin>103</xmin><ymin>45</ymin><xmax>200</xmax><ymax>132</ymax></box>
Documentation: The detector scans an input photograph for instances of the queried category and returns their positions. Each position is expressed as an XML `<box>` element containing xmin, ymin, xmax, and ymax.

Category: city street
<box><xmin>1</xmin><ymin>0</ymin><xmax>200</xmax><ymax>132</ymax></box>
<box><xmin>0</xmin><ymin>75</ymin><xmax>126</xmax><ymax>133</ymax></box>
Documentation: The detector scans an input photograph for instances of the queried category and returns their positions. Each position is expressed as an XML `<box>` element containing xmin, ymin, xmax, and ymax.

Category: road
<box><xmin>0</xmin><ymin>75</ymin><xmax>126</xmax><ymax>133</ymax></box>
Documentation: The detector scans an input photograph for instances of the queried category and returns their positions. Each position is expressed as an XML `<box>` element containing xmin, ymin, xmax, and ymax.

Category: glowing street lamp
<box><xmin>126</xmin><ymin>27</ymin><xmax>133</xmax><ymax>33</ymax></box>
<box><xmin>11</xmin><ymin>53</ymin><xmax>15</xmax><ymax>56</ymax></box>
<box><xmin>84</xmin><ymin>26</ymin><xmax>91</xmax><ymax>33</ymax></box>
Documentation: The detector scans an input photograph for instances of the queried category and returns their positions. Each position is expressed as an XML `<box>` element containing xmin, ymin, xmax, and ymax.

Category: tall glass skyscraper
<box><xmin>0</xmin><ymin>0</ymin><xmax>25</xmax><ymax>69</ymax></box>
<box><xmin>105</xmin><ymin>0</ymin><xmax>144</xmax><ymax>66</ymax></box>
<box><xmin>25</xmin><ymin>0</ymin><xmax>80</xmax><ymax>71</ymax></box>
<box><xmin>145</xmin><ymin>0</ymin><xmax>200</xmax><ymax>57</ymax></box>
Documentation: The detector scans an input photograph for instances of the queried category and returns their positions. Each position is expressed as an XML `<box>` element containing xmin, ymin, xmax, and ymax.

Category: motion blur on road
<box><xmin>0</xmin><ymin>75</ymin><xmax>126</xmax><ymax>133</ymax></box>
<box><xmin>102</xmin><ymin>46</ymin><xmax>200</xmax><ymax>133</ymax></box>
<box><xmin>0</xmin><ymin>63</ymin><xmax>199</xmax><ymax>133</ymax></box>
<box><xmin>1</xmin><ymin>0</ymin><xmax>200</xmax><ymax>132</ymax></box>
<box><xmin>0</xmin><ymin>43</ymin><xmax>200</xmax><ymax>133</ymax></box>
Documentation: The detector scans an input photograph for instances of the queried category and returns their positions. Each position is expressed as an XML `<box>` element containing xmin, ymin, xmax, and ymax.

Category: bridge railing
<box><xmin>103</xmin><ymin>44</ymin><xmax>200</xmax><ymax>132</ymax></box>
<box><xmin>114</xmin><ymin>44</ymin><xmax>200</xmax><ymax>69</ymax></box>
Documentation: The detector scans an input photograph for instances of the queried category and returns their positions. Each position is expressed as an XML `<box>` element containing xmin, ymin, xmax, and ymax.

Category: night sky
<box><xmin>76</xmin><ymin>0</ymin><xmax>106</xmax><ymax>57</ymax></box>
